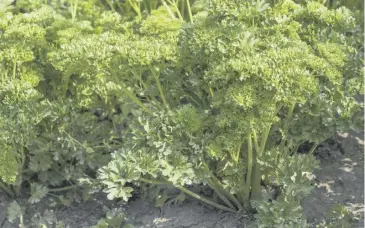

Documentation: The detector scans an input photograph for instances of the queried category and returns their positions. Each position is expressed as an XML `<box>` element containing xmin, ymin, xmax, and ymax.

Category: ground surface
<box><xmin>0</xmin><ymin>131</ymin><xmax>363</xmax><ymax>228</ymax></box>
<box><xmin>302</xmin><ymin>131</ymin><xmax>364</xmax><ymax>228</ymax></box>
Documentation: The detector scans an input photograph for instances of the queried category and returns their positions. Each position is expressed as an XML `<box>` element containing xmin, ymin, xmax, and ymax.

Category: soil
<box><xmin>0</xmin><ymin>131</ymin><xmax>363</xmax><ymax>228</ymax></box>
<box><xmin>301</xmin><ymin>131</ymin><xmax>364</xmax><ymax>228</ymax></box>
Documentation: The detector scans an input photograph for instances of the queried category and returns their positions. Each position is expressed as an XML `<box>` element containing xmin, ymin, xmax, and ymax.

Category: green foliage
<box><xmin>252</xmin><ymin>148</ymin><xmax>319</xmax><ymax>227</ymax></box>
<box><xmin>0</xmin><ymin>2</ymin><xmax>119</xmax><ymax>200</ymax></box>
<box><xmin>254</xmin><ymin>199</ymin><xmax>309</xmax><ymax>228</ymax></box>
<box><xmin>316</xmin><ymin>204</ymin><xmax>360</xmax><ymax>228</ymax></box>
<box><xmin>0</xmin><ymin>0</ymin><xmax>362</xmax><ymax>227</ymax></box>
<box><xmin>7</xmin><ymin>201</ymin><xmax>24</xmax><ymax>224</ymax></box>
<box><xmin>98</xmin><ymin>0</ymin><xmax>363</xmax><ymax>226</ymax></box>
<box><xmin>259</xmin><ymin>147</ymin><xmax>319</xmax><ymax>200</ymax></box>
<box><xmin>29</xmin><ymin>209</ymin><xmax>65</xmax><ymax>228</ymax></box>
<box><xmin>7</xmin><ymin>201</ymin><xmax>68</xmax><ymax>227</ymax></box>
<box><xmin>0</xmin><ymin>0</ymin><xmax>14</xmax><ymax>14</ymax></box>
<box><xmin>0</xmin><ymin>145</ymin><xmax>18</xmax><ymax>184</ymax></box>
<box><xmin>91</xmin><ymin>208</ymin><xmax>135</xmax><ymax>228</ymax></box>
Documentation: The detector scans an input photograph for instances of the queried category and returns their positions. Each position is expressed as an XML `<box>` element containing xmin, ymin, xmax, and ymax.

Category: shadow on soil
<box><xmin>301</xmin><ymin>130</ymin><xmax>364</xmax><ymax>228</ymax></box>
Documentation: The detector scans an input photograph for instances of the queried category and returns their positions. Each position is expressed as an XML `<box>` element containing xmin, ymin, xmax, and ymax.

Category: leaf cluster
<box><xmin>0</xmin><ymin>1</ymin><xmax>363</xmax><ymax>227</ymax></box>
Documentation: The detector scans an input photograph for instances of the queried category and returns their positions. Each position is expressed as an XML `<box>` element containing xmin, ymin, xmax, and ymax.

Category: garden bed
<box><xmin>0</xmin><ymin>1</ymin><xmax>363</xmax><ymax>227</ymax></box>
<box><xmin>1</xmin><ymin>131</ymin><xmax>363</xmax><ymax>228</ymax></box>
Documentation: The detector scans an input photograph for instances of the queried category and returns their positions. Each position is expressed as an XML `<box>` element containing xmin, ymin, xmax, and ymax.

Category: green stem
<box><xmin>186</xmin><ymin>0</ymin><xmax>193</xmax><ymax>23</ymax></box>
<box><xmin>208</xmin><ymin>179</ymin><xmax>236</xmax><ymax>210</ymax></box>
<box><xmin>105</xmin><ymin>0</ymin><xmax>115</xmax><ymax>11</ymax></box>
<box><xmin>209</xmin><ymin>86</ymin><xmax>214</xmax><ymax>97</ymax></box>
<box><xmin>136</xmin><ymin>68</ymin><xmax>148</xmax><ymax>90</ymax></box>
<box><xmin>236</xmin><ymin>171</ymin><xmax>246</xmax><ymax>205</ymax></box>
<box><xmin>128</xmin><ymin>0</ymin><xmax>141</xmax><ymax>19</ymax></box>
<box><xmin>243</xmin><ymin>134</ymin><xmax>253</xmax><ymax>209</ymax></box>
<box><xmin>15</xmin><ymin>146</ymin><xmax>26</xmax><ymax>196</ymax></box>
<box><xmin>139</xmin><ymin>177</ymin><xmax>169</xmax><ymax>185</ymax></box>
<box><xmin>62</xmin><ymin>131</ymin><xmax>85</xmax><ymax>148</ymax></box>
<box><xmin>258</xmin><ymin>103</ymin><xmax>282</xmax><ymax>155</ymax></box>
<box><xmin>149</xmin><ymin>65</ymin><xmax>168</xmax><ymax>108</ymax></box>
<box><xmin>139</xmin><ymin>178</ymin><xmax>236</xmax><ymax>212</ymax></box>
<box><xmin>250</xmin><ymin>105</ymin><xmax>283</xmax><ymax>198</ymax></box>
<box><xmin>142</xmin><ymin>0</ymin><xmax>149</xmax><ymax>13</ymax></box>
<box><xmin>0</xmin><ymin>181</ymin><xmax>15</xmax><ymax>198</ymax></box>
<box><xmin>161</xmin><ymin>0</ymin><xmax>177</xmax><ymax>19</ymax></box>
<box><xmin>177</xmin><ymin>185</ymin><xmax>236</xmax><ymax>213</ymax></box>
<box><xmin>280</xmin><ymin>103</ymin><xmax>296</xmax><ymax>151</ymax></box>
<box><xmin>167</xmin><ymin>0</ymin><xmax>183</xmax><ymax>20</ymax></box>
<box><xmin>290</xmin><ymin>142</ymin><xmax>302</xmax><ymax>155</ymax></box>
<box><xmin>119</xmin><ymin>83</ymin><xmax>153</xmax><ymax>115</ymax></box>
<box><xmin>116</xmin><ymin>2</ymin><xmax>124</xmax><ymax>13</ymax></box>
<box><xmin>71</xmin><ymin>0</ymin><xmax>78</xmax><ymax>22</ymax></box>
<box><xmin>250</xmin><ymin>149</ymin><xmax>261</xmax><ymax>199</ymax></box>
<box><xmin>258</xmin><ymin>126</ymin><xmax>271</xmax><ymax>157</ymax></box>
<box><xmin>12</xmin><ymin>60</ymin><xmax>16</xmax><ymax>80</ymax></box>
<box><xmin>132</xmin><ymin>68</ymin><xmax>163</xmax><ymax>108</ymax></box>
<box><xmin>287</xmin><ymin>103</ymin><xmax>295</xmax><ymax>121</ymax></box>
<box><xmin>1</xmin><ymin>69</ymin><xmax>6</xmax><ymax>82</ymax></box>
<box><xmin>19</xmin><ymin>214</ymin><xmax>24</xmax><ymax>228</ymax></box>
<box><xmin>252</xmin><ymin>129</ymin><xmax>260</xmax><ymax>153</ymax></box>
<box><xmin>309</xmin><ymin>143</ymin><xmax>318</xmax><ymax>155</ymax></box>
<box><xmin>47</xmin><ymin>192</ymin><xmax>60</xmax><ymax>198</ymax></box>
<box><xmin>180</xmin><ymin>0</ymin><xmax>185</xmax><ymax>19</ymax></box>
<box><xmin>151</xmin><ymin>0</ymin><xmax>158</xmax><ymax>10</ymax></box>
<box><xmin>211</xmin><ymin>175</ymin><xmax>243</xmax><ymax>211</ymax></box>
<box><xmin>48</xmin><ymin>185</ymin><xmax>79</xmax><ymax>193</ymax></box>
<box><xmin>230</xmin><ymin>145</ymin><xmax>241</xmax><ymax>163</ymax></box>
<box><xmin>185</xmin><ymin>93</ymin><xmax>202</xmax><ymax>107</ymax></box>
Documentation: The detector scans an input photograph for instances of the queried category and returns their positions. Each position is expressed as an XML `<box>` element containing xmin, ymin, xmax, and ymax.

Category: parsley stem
<box><xmin>161</xmin><ymin>0</ymin><xmax>177</xmax><ymax>19</ymax></box>
<box><xmin>0</xmin><ymin>181</ymin><xmax>15</xmax><ymax>198</ymax></box>
<box><xmin>151</xmin><ymin>0</ymin><xmax>158</xmax><ymax>10</ymax></box>
<box><xmin>139</xmin><ymin>177</ymin><xmax>169</xmax><ymax>185</ymax></box>
<box><xmin>280</xmin><ymin>103</ymin><xmax>296</xmax><ymax>151</ymax></box>
<box><xmin>19</xmin><ymin>214</ymin><xmax>24</xmax><ymax>228</ymax></box>
<box><xmin>258</xmin><ymin>126</ymin><xmax>271</xmax><ymax>157</ymax></box>
<box><xmin>186</xmin><ymin>0</ymin><xmax>193</xmax><ymax>23</ymax></box>
<box><xmin>208</xmin><ymin>179</ymin><xmax>236</xmax><ymax>210</ymax></box>
<box><xmin>243</xmin><ymin>133</ymin><xmax>253</xmax><ymax>209</ymax></box>
<box><xmin>128</xmin><ymin>0</ymin><xmax>141</xmax><ymax>19</ymax></box>
<box><xmin>110</xmin><ymin>66</ymin><xmax>153</xmax><ymax>114</ymax></box>
<box><xmin>309</xmin><ymin>143</ymin><xmax>318</xmax><ymax>155</ymax></box>
<box><xmin>105</xmin><ymin>0</ymin><xmax>115</xmax><ymax>11</ymax></box>
<box><xmin>167</xmin><ymin>0</ymin><xmax>183</xmax><ymax>20</ymax></box>
<box><xmin>290</xmin><ymin>142</ymin><xmax>302</xmax><ymax>155</ymax></box>
<box><xmin>12</xmin><ymin>60</ymin><xmax>16</xmax><ymax>80</ymax></box>
<box><xmin>251</xmin><ymin>109</ymin><xmax>279</xmax><ymax>199</ymax></box>
<box><xmin>116</xmin><ymin>2</ymin><xmax>124</xmax><ymax>13</ymax></box>
<box><xmin>211</xmin><ymin>175</ymin><xmax>243</xmax><ymax>211</ymax></box>
<box><xmin>180</xmin><ymin>0</ymin><xmax>185</xmax><ymax>20</ymax></box>
<box><xmin>47</xmin><ymin>193</ymin><xmax>59</xmax><ymax>198</ymax></box>
<box><xmin>71</xmin><ymin>0</ymin><xmax>78</xmax><ymax>23</ymax></box>
<box><xmin>119</xmin><ymin>83</ymin><xmax>153</xmax><ymax>115</ymax></box>
<box><xmin>48</xmin><ymin>185</ymin><xmax>78</xmax><ymax>192</ymax></box>
<box><xmin>252</xmin><ymin>130</ymin><xmax>260</xmax><ymax>153</ymax></box>
<box><xmin>139</xmin><ymin>177</ymin><xmax>236</xmax><ymax>212</ymax></box>
<box><xmin>251</xmin><ymin>149</ymin><xmax>261</xmax><ymax>199</ymax></box>
<box><xmin>149</xmin><ymin>65</ymin><xmax>168</xmax><ymax>108</ymax></box>
<box><xmin>209</xmin><ymin>86</ymin><xmax>214</xmax><ymax>97</ymax></box>
<box><xmin>15</xmin><ymin>146</ymin><xmax>26</xmax><ymax>196</ymax></box>
<box><xmin>176</xmin><ymin>185</ymin><xmax>236</xmax><ymax>213</ymax></box>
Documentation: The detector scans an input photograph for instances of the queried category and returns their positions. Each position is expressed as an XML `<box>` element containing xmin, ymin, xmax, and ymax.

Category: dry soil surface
<box><xmin>302</xmin><ymin>131</ymin><xmax>364</xmax><ymax>228</ymax></box>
